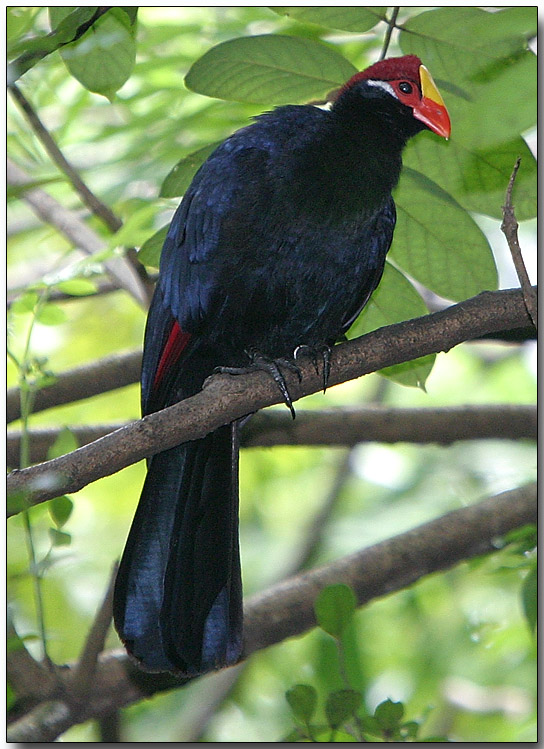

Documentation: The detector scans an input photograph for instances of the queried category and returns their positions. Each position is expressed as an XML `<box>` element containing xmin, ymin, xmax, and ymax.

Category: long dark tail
<box><xmin>113</xmin><ymin>423</ymin><xmax>243</xmax><ymax>675</ymax></box>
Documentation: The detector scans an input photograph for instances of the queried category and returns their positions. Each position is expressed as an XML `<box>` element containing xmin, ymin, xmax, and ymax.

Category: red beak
<box><xmin>413</xmin><ymin>65</ymin><xmax>451</xmax><ymax>139</ymax></box>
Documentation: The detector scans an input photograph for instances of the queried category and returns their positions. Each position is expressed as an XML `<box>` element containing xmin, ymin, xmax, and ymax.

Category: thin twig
<box><xmin>7</xmin><ymin>159</ymin><xmax>149</xmax><ymax>308</ymax></box>
<box><xmin>380</xmin><ymin>7</ymin><xmax>400</xmax><ymax>60</ymax></box>
<box><xmin>9</xmin><ymin>83</ymin><xmax>122</xmax><ymax>233</ymax></box>
<box><xmin>71</xmin><ymin>563</ymin><xmax>118</xmax><ymax>700</ymax></box>
<box><xmin>501</xmin><ymin>158</ymin><xmax>537</xmax><ymax>328</ymax></box>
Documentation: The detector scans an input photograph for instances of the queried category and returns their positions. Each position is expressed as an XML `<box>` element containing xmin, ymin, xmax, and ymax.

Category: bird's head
<box><xmin>333</xmin><ymin>55</ymin><xmax>451</xmax><ymax>140</ymax></box>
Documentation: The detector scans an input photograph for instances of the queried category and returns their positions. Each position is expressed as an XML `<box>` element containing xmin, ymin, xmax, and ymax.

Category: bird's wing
<box><xmin>141</xmin><ymin>140</ymin><xmax>273</xmax><ymax>414</ymax></box>
<box><xmin>339</xmin><ymin>196</ymin><xmax>396</xmax><ymax>337</ymax></box>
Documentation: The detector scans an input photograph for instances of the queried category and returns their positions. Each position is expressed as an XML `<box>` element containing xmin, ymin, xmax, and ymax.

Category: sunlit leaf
<box><xmin>325</xmin><ymin>689</ymin><xmax>362</xmax><ymax>730</ymax></box>
<box><xmin>138</xmin><ymin>225</ymin><xmax>169</xmax><ymax>268</ymax></box>
<box><xmin>375</xmin><ymin>699</ymin><xmax>404</xmax><ymax>730</ymax></box>
<box><xmin>160</xmin><ymin>142</ymin><xmax>221</xmax><ymax>198</ymax></box>
<box><xmin>49</xmin><ymin>7</ymin><xmax>137</xmax><ymax>99</ymax></box>
<box><xmin>48</xmin><ymin>495</ymin><xmax>74</xmax><ymax>529</ymax></box>
<box><xmin>351</xmin><ymin>263</ymin><xmax>435</xmax><ymax>389</ymax></box>
<box><xmin>522</xmin><ymin>566</ymin><xmax>537</xmax><ymax>632</ymax></box>
<box><xmin>185</xmin><ymin>34</ymin><xmax>357</xmax><ymax>105</ymax></box>
<box><xmin>315</xmin><ymin>584</ymin><xmax>356</xmax><ymax>638</ymax></box>
<box><xmin>286</xmin><ymin>684</ymin><xmax>318</xmax><ymax>723</ymax></box>
<box><xmin>271</xmin><ymin>7</ymin><xmax>387</xmax><ymax>32</ymax></box>
<box><xmin>392</xmin><ymin>168</ymin><xmax>497</xmax><ymax>300</ymax></box>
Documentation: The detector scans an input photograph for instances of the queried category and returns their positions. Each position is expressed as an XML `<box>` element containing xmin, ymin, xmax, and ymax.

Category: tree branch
<box><xmin>6</xmin><ymin>321</ymin><xmax>535</xmax><ymax>426</ymax></box>
<box><xmin>7</xmin><ymin>351</ymin><xmax>142</xmax><ymax>425</ymax></box>
<box><xmin>501</xmin><ymin>158</ymin><xmax>538</xmax><ymax>328</ymax></box>
<box><xmin>6</xmin><ymin>404</ymin><xmax>537</xmax><ymax>468</ymax></box>
<box><xmin>7</xmin><ymin>159</ymin><xmax>149</xmax><ymax>308</ymax></box>
<box><xmin>7</xmin><ymin>482</ymin><xmax>536</xmax><ymax>741</ymax></box>
<box><xmin>6</xmin><ymin>286</ymin><xmax>535</xmax><ymax>514</ymax></box>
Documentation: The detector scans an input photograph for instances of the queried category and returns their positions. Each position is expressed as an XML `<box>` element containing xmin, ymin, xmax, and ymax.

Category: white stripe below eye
<box><xmin>366</xmin><ymin>80</ymin><xmax>397</xmax><ymax>99</ymax></box>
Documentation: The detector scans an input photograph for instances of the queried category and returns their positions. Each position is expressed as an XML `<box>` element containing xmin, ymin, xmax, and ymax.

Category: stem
<box><xmin>380</xmin><ymin>7</ymin><xmax>400</xmax><ymax>60</ymax></box>
<box><xmin>15</xmin><ymin>292</ymin><xmax>51</xmax><ymax>663</ymax></box>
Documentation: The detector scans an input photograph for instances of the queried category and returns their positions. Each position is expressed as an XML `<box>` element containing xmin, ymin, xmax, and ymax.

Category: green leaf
<box><xmin>325</xmin><ymin>689</ymin><xmax>362</xmax><ymax>730</ymax></box>
<box><xmin>315</xmin><ymin>584</ymin><xmax>356</xmax><ymax>638</ymax></box>
<box><xmin>375</xmin><ymin>699</ymin><xmax>404</xmax><ymax>730</ymax></box>
<box><xmin>270</xmin><ymin>7</ymin><xmax>387</xmax><ymax>32</ymax></box>
<box><xmin>48</xmin><ymin>495</ymin><xmax>74</xmax><ymax>529</ymax></box>
<box><xmin>160</xmin><ymin>142</ymin><xmax>221</xmax><ymax>198</ymax></box>
<box><xmin>49</xmin><ymin>527</ymin><xmax>72</xmax><ymax>547</ymax></box>
<box><xmin>399</xmin><ymin>8</ymin><xmax>537</xmax><ymax>149</ymax></box>
<box><xmin>392</xmin><ymin>168</ymin><xmax>498</xmax><ymax>301</ymax></box>
<box><xmin>46</xmin><ymin>427</ymin><xmax>79</xmax><ymax>460</ymax></box>
<box><xmin>50</xmin><ymin>7</ymin><xmax>137</xmax><ymax>99</ymax></box>
<box><xmin>107</xmin><ymin>203</ymin><xmax>158</xmax><ymax>250</ymax></box>
<box><xmin>350</xmin><ymin>263</ymin><xmax>435</xmax><ymax>389</ymax></box>
<box><xmin>35</xmin><ymin>303</ymin><xmax>67</xmax><ymax>326</ymax></box>
<box><xmin>10</xmin><ymin>291</ymin><xmax>40</xmax><ymax>315</ymax></box>
<box><xmin>138</xmin><ymin>225</ymin><xmax>169</xmax><ymax>268</ymax></box>
<box><xmin>405</xmin><ymin>135</ymin><xmax>536</xmax><ymax>222</ymax></box>
<box><xmin>286</xmin><ymin>684</ymin><xmax>318</xmax><ymax>723</ymax></box>
<box><xmin>56</xmin><ymin>278</ymin><xmax>98</xmax><ymax>296</ymax></box>
<box><xmin>185</xmin><ymin>34</ymin><xmax>357</xmax><ymax>105</ymax></box>
<box><xmin>8</xmin><ymin>6</ymin><xmax>100</xmax><ymax>80</ymax></box>
<box><xmin>522</xmin><ymin>566</ymin><xmax>537</xmax><ymax>632</ymax></box>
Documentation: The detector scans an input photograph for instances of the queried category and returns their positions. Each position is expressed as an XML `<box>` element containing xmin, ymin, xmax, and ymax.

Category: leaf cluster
<box><xmin>283</xmin><ymin>584</ymin><xmax>449</xmax><ymax>741</ymax></box>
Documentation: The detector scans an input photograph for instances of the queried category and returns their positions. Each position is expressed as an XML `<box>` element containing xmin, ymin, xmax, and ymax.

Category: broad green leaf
<box><xmin>7</xmin><ymin>7</ymin><xmax>43</xmax><ymax>56</ymax></box>
<box><xmin>50</xmin><ymin>7</ymin><xmax>137</xmax><ymax>99</ymax></box>
<box><xmin>160</xmin><ymin>142</ymin><xmax>221</xmax><ymax>198</ymax></box>
<box><xmin>392</xmin><ymin>168</ymin><xmax>497</xmax><ymax>301</ymax></box>
<box><xmin>375</xmin><ymin>699</ymin><xmax>404</xmax><ymax>730</ymax></box>
<box><xmin>325</xmin><ymin>689</ymin><xmax>362</xmax><ymax>730</ymax></box>
<box><xmin>404</xmin><ymin>134</ymin><xmax>537</xmax><ymax>221</ymax></box>
<box><xmin>351</xmin><ymin>263</ymin><xmax>435</xmax><ymax>390</ymax></box>
<box><xmin>185</xmin><ymin>34</ymin><xmax>357</xmax><ymax>105</ymax></box>
<box><xmin>8</xmin><ymin>6</ymin><xmax>100</xmax><ymax>80</ymax></box>
<box><xmin>138</xmin><ymin>225</ymin><xmax>169</xmax><ymax>268</ymax></box>
<box><xmin>286</xmin><ymin>684</ymin><xmax>318</xmax><ymax>723</ymax></box>
<box><xmin>48</xmin><ymin>495</ymin><xmax>74</xmax><ymax>529</ymax></box>
<box><xmin>314</xmin><ymin>584</ymin><xmax>356</xmax><ymax>637</ymax></box>
<box><xmin>522</xmin><ymin>566</ymin><xmax>537</xmax><ymax>633</ymax></box>
<box><xmin>271</xmin><ymin>7</ymin><xmax>387</xmax><ymax>32</ymax></box>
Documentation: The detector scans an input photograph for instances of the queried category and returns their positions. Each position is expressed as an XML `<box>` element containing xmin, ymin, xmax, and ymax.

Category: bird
<box><xmin>113</xmin><ymin>54</ymin><xmax>451</xmax><ymax>675</ymax></box>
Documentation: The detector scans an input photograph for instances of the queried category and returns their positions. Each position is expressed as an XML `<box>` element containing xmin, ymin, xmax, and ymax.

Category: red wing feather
<box><xmin>153</xmin><ymin>321</ymin><xmax>191</xmax><ymax>389</ymax></box>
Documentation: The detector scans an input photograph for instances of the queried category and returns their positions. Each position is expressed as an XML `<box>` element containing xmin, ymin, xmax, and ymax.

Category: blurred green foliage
<box><xmin>7</xmin><ymin>6</ymin><xmax>536</xmax><ymax>742</ymax></box>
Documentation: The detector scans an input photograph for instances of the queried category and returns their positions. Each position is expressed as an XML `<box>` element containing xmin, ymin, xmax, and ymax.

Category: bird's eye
<box><xmin>399</xmin><ymin>82</ymin><xmax>413</xmax><ymax>94</ymax></box>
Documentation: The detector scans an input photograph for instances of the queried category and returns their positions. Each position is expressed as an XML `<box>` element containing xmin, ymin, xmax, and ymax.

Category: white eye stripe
<box><xmin>366</xmin><ymin>80</ymin><xmax>397</xmax><ymax>99</ymax></box>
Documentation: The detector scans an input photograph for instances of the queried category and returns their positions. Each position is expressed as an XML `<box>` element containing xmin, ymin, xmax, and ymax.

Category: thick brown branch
<box><xmin>7</xmin><ymin>482</ymin><xmax>536</xmax><ymax>741</ymax></box>
<box><xmin>6</xmin><ymin>326</ymin><xmax>535</xmax><ymax>425</ymax></box>
<box><xmin>7</xmin><ymin>351</ymin><xmax>142</xmax><ymax>424</ymax></box>
<box><xmin>6</xmin><ymin>404</ymin><xmax>537</xmax><ymax>468</ymax></box>
<box><xmin>6</xmin><ymin>286</ymin><xmax>534</xmax><ymax>514</ymax></box>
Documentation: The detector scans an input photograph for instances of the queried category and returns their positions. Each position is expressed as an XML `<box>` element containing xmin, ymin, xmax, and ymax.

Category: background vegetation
<box><xmin>7</xmin><ymin>6</ymin><xmax>536</xmax><ymax>742</ymax></box>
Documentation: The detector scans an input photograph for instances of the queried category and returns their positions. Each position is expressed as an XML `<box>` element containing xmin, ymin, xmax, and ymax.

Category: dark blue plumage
<box><xmin>113</xmin><ymin>55</ymin><xmax>450</xmax><ymax>675</ymax></box>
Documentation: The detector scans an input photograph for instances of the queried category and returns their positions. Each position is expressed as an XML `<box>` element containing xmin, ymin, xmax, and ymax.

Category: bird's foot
<box><xmin>294</xmin><ymin>344</ymin><xmax>332</xmax><ymax>393</ymax></box>
<box><xmin>215</xmin><ymin>350</ymin><xmax>301</xmax><ymax>419</ymax></box>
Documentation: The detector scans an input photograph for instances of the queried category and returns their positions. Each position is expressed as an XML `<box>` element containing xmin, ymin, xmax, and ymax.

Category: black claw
<box><xmin>321</xmin><ymin>346</ymin><xmax>331</xmax><ymax>394</ymax></box>
<box><xmin>294</xmin><ymin>344</ymin><xmax>332</xmax><ymax>394</ymax></box>
<box><xmin>216</xmin><ymin>352</ymin><xmax>298</xmax><ymax>419</ymax></box>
